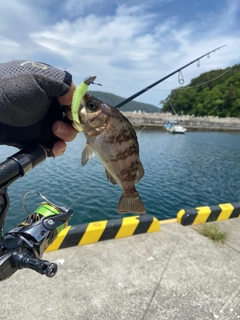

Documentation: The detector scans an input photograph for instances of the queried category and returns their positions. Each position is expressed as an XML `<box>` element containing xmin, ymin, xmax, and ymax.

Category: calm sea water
<box><xmin>1</xmin><ymin>130</ymin><xmax>240</xmax><ymax>232</ymax></box>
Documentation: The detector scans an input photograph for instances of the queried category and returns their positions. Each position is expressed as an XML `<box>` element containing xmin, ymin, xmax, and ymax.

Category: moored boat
<box><xmin>165</xmin><ymin>119</ymin><xmax>186</xmax><ymax>134</ymax></box>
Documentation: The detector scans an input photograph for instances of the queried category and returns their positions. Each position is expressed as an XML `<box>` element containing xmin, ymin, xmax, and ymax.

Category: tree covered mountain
<box><xmin>161</xmin><ymin>64</ymin><xmax>240</xmax><ymax>117</ymax></box>
<box><xmin>88</xmin><ymin>90</ymin><xmax>160</xmax><ymax>113</ymax></box>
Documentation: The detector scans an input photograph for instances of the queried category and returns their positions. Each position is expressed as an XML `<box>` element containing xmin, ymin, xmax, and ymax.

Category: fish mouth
<box><xmin>72</xmin><ymin>121</ymin><xmax>83</xmax><ymax>132</ymax></box>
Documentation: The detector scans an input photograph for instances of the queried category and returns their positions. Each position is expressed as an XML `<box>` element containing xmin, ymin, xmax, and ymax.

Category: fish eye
<box><xmin>87</xmin><ymin>101</ymin><xmax>97</xmax><ymax>111</ymax></box>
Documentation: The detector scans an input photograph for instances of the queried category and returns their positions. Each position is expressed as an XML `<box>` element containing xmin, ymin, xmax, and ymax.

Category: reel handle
<box><xmin>11</xmin><ymin>251</ymin><xmax>58</xmax><ymax>278</ymax></box>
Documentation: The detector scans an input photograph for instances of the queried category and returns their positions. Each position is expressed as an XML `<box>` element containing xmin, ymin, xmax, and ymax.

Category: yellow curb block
<box><xmin>46</xmin><ymin>214</ymin><xmax>160</xmax><ymax>252</ymax></box>
<box><xmin>177</xmin><ymin>202</ymin><xmax>240</xmax><ymax>226</ymax></box>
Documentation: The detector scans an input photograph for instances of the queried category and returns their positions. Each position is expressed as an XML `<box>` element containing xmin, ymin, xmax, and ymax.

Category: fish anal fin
<box><xmin>117</xmin><ymin>190</ymin><xmax>146</xmax><ymax>214</ymax></box>
<box><xmin>135</xmin><ymin>162</ymin><xmax>144</xmax><ymax>183</ymax></box>
<box><xmin>105</xmin><ymin>169</ymin><xmax>118</xmax><ymax>185</ymax></box>
<box><xmin>81</xmin><ymin>144</ymin><xmax>96</xmax><ymax>166</ymax></box>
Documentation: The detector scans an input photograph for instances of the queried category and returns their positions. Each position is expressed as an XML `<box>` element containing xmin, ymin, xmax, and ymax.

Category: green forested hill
<box><xmin>161</xmin><ymin>64</ymin><xmax>240</xmax><ymax>117</ymax></box>
<box><xmin>88</xmin><ymin>90</ymin><xmax>160</xmax><ymax>113</ymax></box>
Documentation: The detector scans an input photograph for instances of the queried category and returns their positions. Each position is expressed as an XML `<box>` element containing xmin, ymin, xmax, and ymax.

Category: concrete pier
<box><xmin>123</xmin><ymin>112</ymin><xmax>240</xmax><ymax>131</ymax></box>
<box><xmin>1</xmin><ymin>218</ymin><xmax>240</xmax><ymax>320</ymax></box>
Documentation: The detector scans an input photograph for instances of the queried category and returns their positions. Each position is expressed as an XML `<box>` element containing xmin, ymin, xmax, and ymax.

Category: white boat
<box><xmin>165</xmin><ymin>119</ymin><xmax>186</xmax><ymax>134</ymax></box>
<box><xmin>165</xmin><ymin>102</ymin><xmax>186</xmax><ymax>133</ymax></box>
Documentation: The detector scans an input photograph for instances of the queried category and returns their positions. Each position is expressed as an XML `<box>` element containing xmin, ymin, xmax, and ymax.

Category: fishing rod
<box><xmin>114</xmin><ymin>44</ymin><xmax>227</xmax><ymax>109</ymax></box>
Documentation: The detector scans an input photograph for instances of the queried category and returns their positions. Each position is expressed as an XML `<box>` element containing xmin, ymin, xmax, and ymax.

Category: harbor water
<box><xmin>1</xmin><ymin>130</ymin><xmax>240</xmax><ymax>232</ymax></box>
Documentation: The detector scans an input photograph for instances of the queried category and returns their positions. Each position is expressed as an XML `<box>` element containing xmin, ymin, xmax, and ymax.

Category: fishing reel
<box><xmin>0</xmin><ymin>144</ymin><xmax>74</xmax><ymax>281</ymax></box>
<box><xmin>0</xmin><ymin>191</ymin><xmax>73</xmax><ymax>281</ymax></box>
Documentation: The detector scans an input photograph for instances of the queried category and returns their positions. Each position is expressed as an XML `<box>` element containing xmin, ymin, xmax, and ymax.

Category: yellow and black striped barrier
<box><xmin>46</xmin><ymin>214</ymin><xmax>160</xmax><ymax>252</ymax></box>
<box><xmin>177</xmin><ymin>202</ymin><xmax>240</xmax><ymax>226</ymax></box>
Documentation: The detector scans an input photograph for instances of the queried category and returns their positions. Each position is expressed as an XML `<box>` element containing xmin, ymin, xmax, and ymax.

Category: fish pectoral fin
<box><xmin>81</xmin><ymin>144</ymin><xmax>96</xmax><ymax>166</ymax></box>
<box><xmin>135</xmin><ymin>162</ymin><xmax>144</xmax><ymax>183</ymax></box>
<box><xmin>117</xmin><ymin>190</ymin><xmax>146</xmax><ymax>214</ymax></box>
<box><xmin>105</xmin><ymin>169</ymin><xmax>118</xmax><ymax>185</ymax></box>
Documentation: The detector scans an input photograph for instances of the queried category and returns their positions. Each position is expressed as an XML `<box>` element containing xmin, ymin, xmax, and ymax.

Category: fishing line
<box><xmin>137</xmin><ymin>125</ymin><xmax>147</xmax><ymax>135</ymax></box>
<box><xmin>93</xmin><ymin>60</ymin><xmax>239</xmax><ymax>95</ymax></box>
<box><xmin>167</xmin><ymin>59</ymin><xmax>240</xmax><ymax>101</ymax></box>
<box><xmin>92</xmin><ymin>82</ymin><xmax>118</xmax><ymax>89</ymax></box>
<box><xmin>179</xmin><ymin>64</ymin><xmax>238</xmax><ymax>90</ymax></box>
<box><xmin>68</xmin><ymin>168</ymin><xmax>105</xmax><ymax>209</ymax></box>
<box><xmin>114</xmin><ymin>45</ymin><xmax>227</xmax><ymax>108</ymax></box>
<box><xmin>91</xmin><ymin>50</ymin><xmax>240</xmax><ymax>102</ymax></box>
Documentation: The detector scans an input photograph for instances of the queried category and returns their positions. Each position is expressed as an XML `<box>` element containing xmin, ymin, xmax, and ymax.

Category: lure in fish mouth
<box><xmin>76</xmin><ymin>93</ymin><xmax>146</xmax><ymax>215</ymax></box>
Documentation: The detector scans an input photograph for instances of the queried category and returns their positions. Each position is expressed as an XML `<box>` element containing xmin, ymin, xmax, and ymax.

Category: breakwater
<box><xmin>122</xmin><ymin>112</ymin><xmax>240</xmax><ymax>131</ymax></box>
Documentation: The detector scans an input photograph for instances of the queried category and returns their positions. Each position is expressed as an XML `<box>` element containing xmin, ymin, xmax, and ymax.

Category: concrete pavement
<box><xmin>1</xmin><ymin>218</ymin><xmax>240</xmax><ymax>320</ymax></box>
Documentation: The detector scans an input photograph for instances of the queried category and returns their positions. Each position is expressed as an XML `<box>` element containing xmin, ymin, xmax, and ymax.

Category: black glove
<box><xmin>0</xmin><ymin>60</ymin><xmax>72</xmax><ymax>149</ymax></box>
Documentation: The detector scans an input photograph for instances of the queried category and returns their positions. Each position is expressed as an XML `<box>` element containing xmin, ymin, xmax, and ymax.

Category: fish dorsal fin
<box><xmin>81</xmin><ymin>144</ymin><xmax>96</xmax><ymax>166</ymax></box>
<box><xmin>105</xmin><ymin>169</ymin><xmax>118</xmax><ymax>185</ymax></box>
<box><xmin>135</xmin><ymin>162</ymin><xmax>144</xmax><ymax>183</ymax></box>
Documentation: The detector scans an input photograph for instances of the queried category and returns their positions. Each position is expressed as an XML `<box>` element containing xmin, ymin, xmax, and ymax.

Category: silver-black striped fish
<box><xmin>76</xmin><ymin>93</ymin><xmax>146</xmax><ymax>214</ymax></box>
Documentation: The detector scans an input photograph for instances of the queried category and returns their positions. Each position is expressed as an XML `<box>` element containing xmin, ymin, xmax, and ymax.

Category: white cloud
<box><xmin>30</xmin><ymin>4</ymin><xmax>157</xmax><ymax>76</ymax></box>
<box><xmin>64</xmin><ymin>0</ymin><xmax>103</xmax><ymax>16</ymax></box>
<box><xmin>0</xmin><ymin>0</ymin><xmax>240</xmax><ymax>105</ymax></box>
<box><xmin>0</xmin><ymin>0</ymin><xmax>49</xmax><ymax>60</ymax></box>
<box><xmin>0</xmin><ymin>36</ymin><xmax>20</xmax><ymax>61</ymax></box>
<box><xmin>0</xmin><ymin>1</ymin><xmax>46</xmax><ymax>36</ymax></box>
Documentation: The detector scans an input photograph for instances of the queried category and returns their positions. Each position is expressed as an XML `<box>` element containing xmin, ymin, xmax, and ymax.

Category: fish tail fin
<box><xmin>117</xmin><ymin>191</ymin><xmax>146</xmax><ymax>214</ymax></box>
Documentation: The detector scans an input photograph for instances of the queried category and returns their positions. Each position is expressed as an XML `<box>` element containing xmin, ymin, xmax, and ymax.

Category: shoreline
<box><xmin>123</xmin><ymin>111</ymin><xmax>240</xmax><ymax>131</ymax></box>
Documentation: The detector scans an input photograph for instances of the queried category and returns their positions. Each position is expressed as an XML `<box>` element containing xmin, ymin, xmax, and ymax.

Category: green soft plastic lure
<box><xmin>71</xmin><ymin>76</ymin><xmax>96</xmax><ymax>132</ymax></box>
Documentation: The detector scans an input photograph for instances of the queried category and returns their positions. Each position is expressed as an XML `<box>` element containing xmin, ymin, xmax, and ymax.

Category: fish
<box><xmin>76</xmin><ymin>93</ymin><xmax>146</xmax><ymax>214</ymax></box>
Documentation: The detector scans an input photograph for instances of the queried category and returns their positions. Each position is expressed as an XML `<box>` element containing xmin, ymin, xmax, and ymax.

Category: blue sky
<box><xmin>0</xmin><ymin>0</ymin><xmax>240</xmax><ymax>106</ymax></box>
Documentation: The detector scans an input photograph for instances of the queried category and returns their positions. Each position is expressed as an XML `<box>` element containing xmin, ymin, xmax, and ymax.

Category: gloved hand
<box><xmin>0</xmin><ymin>60</ymin><xmax>77</xmax><ymax>156</ymax></box>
